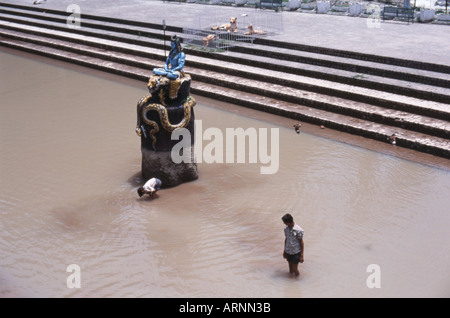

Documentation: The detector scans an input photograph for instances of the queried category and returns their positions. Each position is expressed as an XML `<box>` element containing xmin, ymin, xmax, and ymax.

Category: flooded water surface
<box><xmin>1</xmin><ymin>50</ymin><xmax>450</xmax><ymax>298</ymax></box>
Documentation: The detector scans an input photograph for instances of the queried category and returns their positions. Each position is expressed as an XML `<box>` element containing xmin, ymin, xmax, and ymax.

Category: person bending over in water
<box><xmin>138</xmin><ymin>177</ymin><xmax>162</xmax><ymax>199</ymax></box>
<box><xmin>282</xmin><ymin>213</ymin><xmax>304</xmax><ymax>276</ymax></box>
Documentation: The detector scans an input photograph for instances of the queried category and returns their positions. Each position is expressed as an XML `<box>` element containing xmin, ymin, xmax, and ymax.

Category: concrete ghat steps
<box><xmin>1</xmin><ymin>4</ymin><xmax>450</xmax><ymax>106</ymax></box>
<box><xmin>1</xmin><ymin>24</ymin><xmax>449</xmax><ymax>141</ymax></box>
<box><xmin>0</xmin><ymin>6</ymin><xmax>449</xmax><ymax>158</ymax></box>
<box><xmin>1</xmin><ymin>35</ymin><xmax>448</xmax><ymax>158</ymax></box>
<box><xmin>1</xmin><ymin>20</ymin><xmax>449</xmax><ymax>125</ymax></box>
<box><xmin>1</xmin><ymin>2</ymin><xmax>450</xmax><ymax>75</ymax></box>
<box><xmin>1</xmin><ymin>3</ymin><xmax>449</xmax><ymax>76</ymax></box>
<box><xmin>0</xmin><ymin>18</ymin><xmax>449</xmax><ymax>123</ymax></box>
<box><xmin>1</xmin><ymin>29</ymin><xmax>449</xmax><ymax>159</ymax></box>
<box><xmin>2</xmin><ymin>6</ymin><xmax>448</xmax><ymax>88</ymax></box>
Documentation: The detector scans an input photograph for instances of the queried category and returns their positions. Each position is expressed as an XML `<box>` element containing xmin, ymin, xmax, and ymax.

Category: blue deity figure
<box><xmin>153</xmin><ymin>35</ymin><xmax>185</xmax><ymax>80</ymax></box>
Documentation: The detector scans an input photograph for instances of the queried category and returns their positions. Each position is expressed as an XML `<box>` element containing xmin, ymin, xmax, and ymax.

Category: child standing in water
<box><xmin>282</xmin><ymin>213</ymin><xmax>304</xmax><ymax>276</ymax></box>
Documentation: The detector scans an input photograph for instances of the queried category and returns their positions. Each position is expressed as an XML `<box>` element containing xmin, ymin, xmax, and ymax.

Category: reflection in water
<box><xmin>1</xmin><ymin>50</ymin><xmax>450</xmax><ymax>297</ymax></box>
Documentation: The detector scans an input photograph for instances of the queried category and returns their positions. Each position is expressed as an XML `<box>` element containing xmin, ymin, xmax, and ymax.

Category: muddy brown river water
<box><xmin>1</xmin><ymin>49</ymin><xmax>450</xmax><ymax>298</ymax></box>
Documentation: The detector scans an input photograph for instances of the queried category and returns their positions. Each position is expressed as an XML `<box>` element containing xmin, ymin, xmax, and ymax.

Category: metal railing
<box><xmin>182</xmin><ymin>9</ymin><xmax>283</xmax><ymax>51</ymax></box>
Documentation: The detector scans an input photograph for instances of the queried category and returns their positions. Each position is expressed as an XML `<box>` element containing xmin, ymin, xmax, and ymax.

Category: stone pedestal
<box><xmin>141</xmin><ymin>147</ymin><xmax>198</xmax><ymax>187</ymax></box>
<box><xmin>136</xmin><ymin>74</ymin><xmax>198</xmax><ymax>188</ymax></box>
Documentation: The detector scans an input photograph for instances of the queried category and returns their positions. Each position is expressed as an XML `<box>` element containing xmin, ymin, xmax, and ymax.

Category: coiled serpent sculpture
<box><xmin>135</xmin><ymin>75</ymin><xmax>196</xmax><ymax>151</ymax></box>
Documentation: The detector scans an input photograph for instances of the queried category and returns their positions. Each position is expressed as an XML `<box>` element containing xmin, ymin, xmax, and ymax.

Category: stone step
<box><xmin>2</xmin><ymin>1</ymin><xmax>449</xmax><ymax>76</ymax></box>
<box><xmin>1</xmin><ymin>24</ymin><xmax>449</xmax><ymax>140</ymax></box>
<box><xmin>1</xmin><ymin>32</ymin><xmax>449</xmax><ymax>159</ymax></box>
<box><xmin>251</xmin><ymin>37</ymin><xmax>450</xmax><ymax>75</ymax></box>
<box><xmin>1</xmin><ymin>19</ymin><xmax>449</xmax><ymax>123</ymax></box>
<box><xmin>229</xmin><ymin>43</ymin><xmax>450</xmax><ymax>88</ymax></box>
<box><xmin>1</xmin><ymin>5</ymin><xmax>450</xmax><ymax>105</ymax></box>
<box><xmin>0</xmin><ymin>1</ymin><xmax>182</xmax><ymax>33</ymax></box>
<box><xmin>191</xmin><ymin>82</ymin><xmax>450</xmax><ymax>159</ymax></box>
<box><xmin>0</xmin><ymin>4</ymin><xmax>445</xmax><ymax>84</ymax></box>
<box><xmin>224</xmin><ymin>45</ymin><xmax>450</xmax><ymax>104</ymax></box>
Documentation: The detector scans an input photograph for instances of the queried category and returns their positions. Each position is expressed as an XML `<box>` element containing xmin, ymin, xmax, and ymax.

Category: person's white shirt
<box><xmin>143</xmin><ymin>178</ymin><xmax>162</xmax><ymax>193</ymax></box>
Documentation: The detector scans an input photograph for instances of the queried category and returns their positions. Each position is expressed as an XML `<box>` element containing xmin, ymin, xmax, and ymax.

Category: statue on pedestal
<box><xmin>135</xmin><ymin>35</ymin><xmax>198</xmax><ymax>188</ymax></box>
<box><xmin>153</xmin><ymin>35</ymin><xmax>186</xmax><ymax>80</ymax></box>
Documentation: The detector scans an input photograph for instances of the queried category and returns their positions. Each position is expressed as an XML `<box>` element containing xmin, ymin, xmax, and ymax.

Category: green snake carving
<box><xmin>136</xmin><ymin>95</ymin><xmax>196</xmax><ymax>151</ymax></box>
